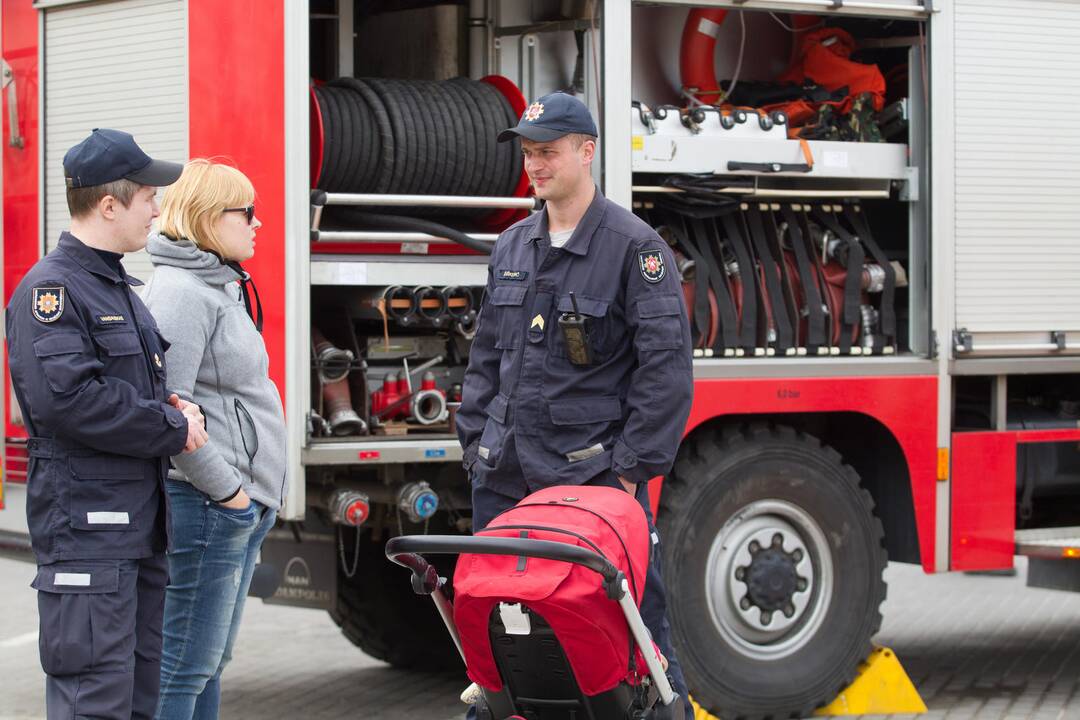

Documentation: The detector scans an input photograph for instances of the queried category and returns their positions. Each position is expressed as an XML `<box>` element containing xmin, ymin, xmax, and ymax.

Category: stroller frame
<box><xmin>386</xmin><ymin>534</ymin><xmax>678</xmax><ymax>715</ymax></box>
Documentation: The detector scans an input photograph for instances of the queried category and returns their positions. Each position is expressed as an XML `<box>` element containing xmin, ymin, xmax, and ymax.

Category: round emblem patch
<box><xmin>638</xmin><ymin>250</ymin><xmax>666</xmax><ymax>284</ymax></box>
<box><xmin>524</xmin><ymin>102</ymin><xmax>545</xmax><ymax>122</ymax></box>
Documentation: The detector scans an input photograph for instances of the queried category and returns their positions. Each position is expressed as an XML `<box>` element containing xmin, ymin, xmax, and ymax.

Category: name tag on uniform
<box><xmin>499</xmin><ymin>269</ymin><xmax>528</xmax><ymax>281</ymax></box>
<box><xmin>86</xmin><ymin>511</ymin><xmax>129</xmax><ymax>525</ymax></box>
<box><xmin>566</xmin><ymin>443</ymin><xmax>604</xmax><ymax>463</ymax></box>
<box><xmin>96</xmin><ymin>314</ymin><xmax>126</xmax><ymax>324</ymax></box>
<box><xmin>54</xmin><ymin>573</ymin><xmax>92</xmax><ymax>586</ymax></box>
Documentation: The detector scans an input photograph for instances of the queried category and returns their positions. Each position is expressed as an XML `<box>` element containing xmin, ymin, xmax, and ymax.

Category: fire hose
<box><xmin>311</xmin><ymin>77</ymin><xmax>521</xmax><ymax>200</ymax></box>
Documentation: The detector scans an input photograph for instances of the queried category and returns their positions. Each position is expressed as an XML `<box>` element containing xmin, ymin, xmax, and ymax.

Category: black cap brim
<box><xmin>497</xmin><ymin>125</ymin><xmax>570</xmax><ymax>143</ymax></box>
<box><xmin>125</xmin><ymin>158</ymin><xmax>184</xmax><ymax>187</ymax></box>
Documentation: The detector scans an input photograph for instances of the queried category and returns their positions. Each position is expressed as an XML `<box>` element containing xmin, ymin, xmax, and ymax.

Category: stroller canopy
<box><xmin>453</xmin><ymin>485</ymin><xmax>651</xmax><ymax>696</ymax></box>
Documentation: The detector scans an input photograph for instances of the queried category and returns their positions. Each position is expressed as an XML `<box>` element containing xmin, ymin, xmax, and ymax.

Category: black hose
<box><xmin>334</xmin><ymin>210</ymin><xmax>494</xmax><ymax>255</ymax></box>
<box><xmin>316</xmin><ymin>76</ymin><xmax>521</xmax><ymax>202</ymax></box>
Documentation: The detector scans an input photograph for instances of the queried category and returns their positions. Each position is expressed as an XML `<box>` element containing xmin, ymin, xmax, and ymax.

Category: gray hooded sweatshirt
<box><xmin>142</xmin><ymin>234</ymin><xmax>288</xmax><ymax>510</ymax></box>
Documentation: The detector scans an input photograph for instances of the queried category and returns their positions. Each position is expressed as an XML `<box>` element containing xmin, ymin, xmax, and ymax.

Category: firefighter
<box><xmin>5</xmin><ymin>128</ymin><xmax>207</xmax><ymax>720</ymax></box>
<box><xmin>457</xmin><ymin>92</ymin><xmax>695</xmax><ymax>716</ymax></box>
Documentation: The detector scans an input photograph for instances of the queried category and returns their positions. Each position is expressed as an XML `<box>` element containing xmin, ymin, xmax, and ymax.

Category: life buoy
<box><xmin>679</xmin><ymin>11</ymin><xmax>820</xmax><ymax>106</ymax></box>
<box><xmin>679</xmin><ymin>8</ymin><xmax>728</xmax><ymax>105</ymax></box>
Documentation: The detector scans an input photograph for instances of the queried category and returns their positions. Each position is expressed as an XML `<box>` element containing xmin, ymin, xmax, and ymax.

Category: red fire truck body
<box><xmin>3</xmin><ymin>1</ymin><xmax>1078</xmax><ymax>717</ymax></box>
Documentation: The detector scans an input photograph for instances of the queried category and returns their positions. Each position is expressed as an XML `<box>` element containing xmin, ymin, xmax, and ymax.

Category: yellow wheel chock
<box><xmin>691</xmin><ymin>646</ymin><xmax>926</xmax><ymax>718</ymax></box>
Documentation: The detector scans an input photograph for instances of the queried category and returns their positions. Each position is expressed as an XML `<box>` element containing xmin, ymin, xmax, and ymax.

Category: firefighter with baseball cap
<box><xmin>457</xmin><ymin>92</ymin><xmax>695</xmax><ymax>717</ymax></box>
<box><xmin>6</xmin><ymin>128</ymin><xmax>207</xmax><ymax>719</ymax></box>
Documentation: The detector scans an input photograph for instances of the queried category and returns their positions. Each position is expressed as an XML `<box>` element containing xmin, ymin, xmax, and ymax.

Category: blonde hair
<box><xmin>158</xmin><ymin>159</ymin><xmax>255</xmax><ymax>255</ymax></box>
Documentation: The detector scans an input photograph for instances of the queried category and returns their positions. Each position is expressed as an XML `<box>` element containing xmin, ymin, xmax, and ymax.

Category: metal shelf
<box><xmin>310</xmin><ymin>256</ymin><xmax>488</xmax><ymax>287</ymax></box>
<box><xmin>302</xmin><ymin>436</ymin><xmax>463</xmax><ymax>466</ymax></box>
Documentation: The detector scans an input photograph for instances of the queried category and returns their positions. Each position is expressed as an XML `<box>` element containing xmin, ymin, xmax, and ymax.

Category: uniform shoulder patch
<box><xmin>32</xmin><ymin>287</ymin><xmax>65</xmax><ymax>323</ymax></box>
<box><xmin>638</xmin><ymin>250</ymin><xmax>666</xmax><ymax>284</ymax></box>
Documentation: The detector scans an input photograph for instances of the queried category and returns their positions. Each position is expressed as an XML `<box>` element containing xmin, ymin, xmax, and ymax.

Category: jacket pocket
<box><xmin>91</xmin><ymin>328</ymin><xmax>148</xmax><ymax>393</ymax></box>
<box><xmin>543</xmin><ymin>396</ymin><xmax>623</xmax><ymax>468</ymax></box>
<box><xmin>67</xmin><ymin>456</ymin><xmax>149</xmax><ymax>532</ymax></box>
<box><xmin>33</xmin><ymin>562</ymin><xmax>129</xmax><ymax>676</ymax></box>
<box><xmin>477</xmin><ymin>393</ymin><xmax>511</xmax><ymax>467</ymax></box>
<box><xmin>490</xmin><ymin>285</ymin><xmax>528</xmax><ymax>350</ymax></box>
<box><xmin>33</xmin><ymin>331</ymin><xmax>89</xmax><ymax>393</ymax></box>
<box><xmin>551</xmin><ymin>294</ymin><xmax>615</xmax><ymax>361</ymax></box>
<box><xmin>234</xmin><ymin>399</ymin><xmax>259</xmax><ymax>463</ymax></box>
<box><xmin>635</xmin><ymin>295</ymin><xmax>685</xmax><ymax>351</ymax></box>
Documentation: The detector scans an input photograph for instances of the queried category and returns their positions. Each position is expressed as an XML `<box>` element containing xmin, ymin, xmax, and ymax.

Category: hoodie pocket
<box><xmin>234</xmin><ymin>399</ymin><xmax>259</xmax><ymax>463</ymax></box>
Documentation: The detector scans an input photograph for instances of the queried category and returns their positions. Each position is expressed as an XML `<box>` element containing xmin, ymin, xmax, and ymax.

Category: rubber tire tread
<box><xmin>330</xmin><ymin>531</ymin><xmax>460</xmax><ymax>671</ymax></box>
<box><xmin>658</xmin><ymin>422</ymin><xmax>887</xmax><ymax>720</ymax></box>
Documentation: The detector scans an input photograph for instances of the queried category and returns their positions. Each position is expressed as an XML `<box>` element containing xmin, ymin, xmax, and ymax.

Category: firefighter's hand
<box><xmin>182</xmin><ymin>414</ymin><xmax>208</xmax><ymax>454</ymax></box>
<box><xmin>169</xmin><ymin>393</ymin><xmax>205</xmax><ymax>429</ymax></box>
<box><xmin>619</xmin><ymin>476</ymin><xmax>636</xmax><ymax>494</ymax></box>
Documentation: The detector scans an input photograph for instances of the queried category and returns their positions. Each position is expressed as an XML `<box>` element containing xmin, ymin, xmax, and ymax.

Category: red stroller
<box><xmin>386</xmin><ymin>485</ymin><xmax>685</xmax><ymax>720</ymax></box>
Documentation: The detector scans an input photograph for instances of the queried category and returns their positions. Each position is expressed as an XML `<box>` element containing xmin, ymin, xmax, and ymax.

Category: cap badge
<box><xmin>638</xmin><ymin>250</ymin><xmax>666</xmax><ymax>284</ymax></box>
<box><xmin>525</xmin><ymin>102</ymin><xmax>545</xmax><ymax>122</ymax></box>
<box><xmin>32</xmin><ymin>287</ymin><xmax>65</xmax><ymax>323</ymax></box>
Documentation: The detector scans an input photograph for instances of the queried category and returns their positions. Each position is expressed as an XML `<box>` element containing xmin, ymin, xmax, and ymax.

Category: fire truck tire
<box><xmin>658</xmin><ymin>423</ymin><xmax>887</xmax><ymax>720</ymax></box>
<box><xmin>330</xmin><ymin>530</ymin><xmax>460</xmax><ymax>671</ymax></box>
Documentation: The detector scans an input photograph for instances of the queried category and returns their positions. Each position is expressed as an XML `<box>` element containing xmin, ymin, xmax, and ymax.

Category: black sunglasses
<box><xmin>223</xmin><ymin>204</ymin><xmax>256</xmax><ymax>224</ymax></box>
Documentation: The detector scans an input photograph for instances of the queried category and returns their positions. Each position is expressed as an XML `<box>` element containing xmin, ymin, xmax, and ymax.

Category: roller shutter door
<box><xmin>954</xmin><ymin>0</ymin><xmax>1080</xmax><ymax>341</ymax></box>
<box><xmin>43</xmin><ymin>0</ymin><xmax>187</xmax><ymax>283</ymax></box>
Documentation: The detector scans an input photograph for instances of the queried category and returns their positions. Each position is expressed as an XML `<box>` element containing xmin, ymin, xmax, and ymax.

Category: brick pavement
<box><xmin>2</xmin><ymin>554</ymin><xmax>1080</xmax><ymax>719</ymax></box>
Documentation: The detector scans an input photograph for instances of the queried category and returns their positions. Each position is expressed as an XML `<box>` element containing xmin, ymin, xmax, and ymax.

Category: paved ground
<box><xmin>2</xmin><ymin>547</ymin><xmax>1080</xmax><ymax>719</ymax></box>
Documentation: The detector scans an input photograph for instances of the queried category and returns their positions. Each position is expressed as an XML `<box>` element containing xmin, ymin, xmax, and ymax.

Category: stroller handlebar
<box><xmin>385</xmin><ymin>534</ymin><xmax>627</xmax><ymax>600</ymax></box>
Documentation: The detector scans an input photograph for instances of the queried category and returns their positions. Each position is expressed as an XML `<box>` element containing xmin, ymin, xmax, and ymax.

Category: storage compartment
<box><xmin>626</xmin><ymin>6</ymin><xmax>928</xmax><ymax>357</ymax></box>
<box><xmin>300</xmin><ymin>1</ymin><xmax>932</xmax><ymax>452</ymax></box>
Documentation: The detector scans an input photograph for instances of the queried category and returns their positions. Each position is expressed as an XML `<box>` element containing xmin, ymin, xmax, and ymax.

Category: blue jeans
<box><xmin>156</xmin><ymin>480</ymin><xmax>276</xmax><ymax>720</ymax></box>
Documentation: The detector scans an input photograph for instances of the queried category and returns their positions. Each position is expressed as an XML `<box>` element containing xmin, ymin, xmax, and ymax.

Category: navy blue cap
<box><xmin>497</xmin><ymin>92</ymin><xmax>598</xmax><ymax>143</ymax></box>
<box><xmin>63</xmin><ymin>128</ymin><xmax>183</xmax><ymax>189</ymax></box>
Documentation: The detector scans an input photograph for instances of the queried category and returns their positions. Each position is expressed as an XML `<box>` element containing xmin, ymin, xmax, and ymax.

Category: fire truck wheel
<box><xmin>330</xmin><ymin>528</ymin><xmax>461</xmax><ymax>671</ymax></box>
<box><xmin>658</xmin><ymin>423</ymin><xmax>887</xmax><ymax>720</ymax></box>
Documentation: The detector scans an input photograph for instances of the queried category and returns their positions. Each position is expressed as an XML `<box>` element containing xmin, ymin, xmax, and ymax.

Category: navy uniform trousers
<box><xmin>33</xmin><ymin>554</ymin><xmax>168</xmax><ymax>719</ymax></box>
<box><xmin>471</xmin><ymin>449</ymin><xmax>691</xmax><ymax>720</ymax></box>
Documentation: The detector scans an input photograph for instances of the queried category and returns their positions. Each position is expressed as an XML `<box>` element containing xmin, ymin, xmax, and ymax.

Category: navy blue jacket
<box><xmin>6</xmin><ymin>233</ymin><xmax>188</xmax><ymax>563</ymax></box>
<box><xmin>457</xmin><ymin>188</ymin><xmax>693</xmax><ymax>494</ymax></box>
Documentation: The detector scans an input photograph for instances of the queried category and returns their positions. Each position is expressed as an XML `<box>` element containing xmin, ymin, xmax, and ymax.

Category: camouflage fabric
<box><xmin>796</xmin><ymin>93</ymin><xmax>884</xmax><ymax>143</ymax></box>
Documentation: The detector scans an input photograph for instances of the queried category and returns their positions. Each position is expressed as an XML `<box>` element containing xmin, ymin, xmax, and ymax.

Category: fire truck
<box><xmin>2</xmin><ymin>0</ymin><xmax>1079</xmax><ymax>718</ymax></box>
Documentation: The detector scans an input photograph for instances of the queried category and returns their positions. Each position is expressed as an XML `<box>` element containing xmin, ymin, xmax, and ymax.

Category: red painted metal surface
<box><xmin>684</xmin><ymin>375</ymin><xmax>939</xmax><ymax>572</ymax></box>
<box><xmin>188</xmin><ymin>0</ymin><xmax>286</xmax><ymax>400</ymax></box>
<box><xmin>950</xmin><ymin>431</ymin><xmax>1016</xmax><ymax>571</ymax></box>
<box><xmin>2</xmin><ymin>0</ymin><xmax>39</xmax><ymax>442</ymax></box>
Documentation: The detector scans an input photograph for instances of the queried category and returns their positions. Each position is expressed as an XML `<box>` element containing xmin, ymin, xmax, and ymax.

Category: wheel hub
<box><xmin>745</xmin><ymin>546</ymin><xmax>798</xmax><ymax>612</ymax></box>
<box><xmin>706</xmin><ymin>500</ymin><xmax>833</xmax><ymax>660</ymax></box>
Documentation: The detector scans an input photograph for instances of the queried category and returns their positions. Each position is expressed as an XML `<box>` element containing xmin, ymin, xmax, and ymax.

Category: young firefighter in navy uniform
<box><xmin>6</xmin><ymin>129</ymin><xmax>208</xmax><ymax>720</ymax></box>
<box><xmin>456</xmin><ymin>92</ymin><xmax>695</xmax><ymax>716</ymax></box>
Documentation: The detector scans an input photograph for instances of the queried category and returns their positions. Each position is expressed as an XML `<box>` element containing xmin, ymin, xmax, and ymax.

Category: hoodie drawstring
<box><xmin>227</xmin><ymin>261</ymin><xmax>264</xmax><ymax>333</ymax></box>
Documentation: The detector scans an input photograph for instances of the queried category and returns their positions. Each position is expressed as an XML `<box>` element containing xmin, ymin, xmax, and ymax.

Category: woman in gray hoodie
<box><xmin>143</xmin><ymin>159</ymin><xmax>287</xmax><ymax>720</ymax></box>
